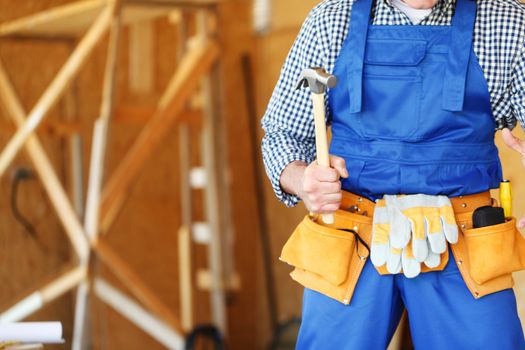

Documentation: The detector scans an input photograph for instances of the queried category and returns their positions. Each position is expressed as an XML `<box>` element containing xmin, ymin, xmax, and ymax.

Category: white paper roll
<box><xmin>0</xmin><ymin>322</ymin><xmax>63</xmax><ymax>343</ymax></box>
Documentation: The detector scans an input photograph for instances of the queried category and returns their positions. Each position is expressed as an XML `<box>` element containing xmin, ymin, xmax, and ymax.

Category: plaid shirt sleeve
<box><xmin>261</xmin><ymin>8</ymin><xmax>326</xmax><ymax>207</ymax></box>
<box><xmin>511</xmin><ymin>43</ymin><xmax>525</xmax><ymax>131</ymax></box>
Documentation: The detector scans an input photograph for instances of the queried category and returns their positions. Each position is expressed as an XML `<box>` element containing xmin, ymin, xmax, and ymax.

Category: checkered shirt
<box><xmin>261</xmin><ymin>0</ymin><xmax>525</xmax><ymax>207</ymax></box>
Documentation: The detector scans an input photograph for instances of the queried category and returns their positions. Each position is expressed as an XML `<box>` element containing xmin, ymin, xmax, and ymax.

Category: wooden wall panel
<box><xmin>0</xmin><ymin>1</ymin><xmax>77</xmax><ymax>347</ymax></box>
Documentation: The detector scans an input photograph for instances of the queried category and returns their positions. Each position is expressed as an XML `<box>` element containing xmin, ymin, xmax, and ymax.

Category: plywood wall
<box><xmin>0</xmin><ymin>0</ymin><xmax>259</xmax><ymax>349</ymax></box>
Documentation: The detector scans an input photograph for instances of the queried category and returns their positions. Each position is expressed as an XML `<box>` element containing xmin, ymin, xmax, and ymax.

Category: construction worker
<box><xmin>261</xmin><ymin>0</ymin><xmax>525</xmax><ymax>348</ymax></box>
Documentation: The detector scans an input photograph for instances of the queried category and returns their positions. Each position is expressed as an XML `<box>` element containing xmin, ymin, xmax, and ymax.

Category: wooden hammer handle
<box><xmin>311</xmin><ymin>93</ymin><xmax>334</xmax><ymax>224</ymax></box>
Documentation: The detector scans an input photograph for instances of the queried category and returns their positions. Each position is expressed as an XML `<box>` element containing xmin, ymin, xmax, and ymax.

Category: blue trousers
<box><xmin>296</xmin><ymin>254</ymin><xmax>525</xmax><ymax>349</ymax></box>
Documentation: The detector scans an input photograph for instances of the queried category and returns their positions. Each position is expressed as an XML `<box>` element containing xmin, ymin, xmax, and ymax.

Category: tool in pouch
<box><xmin>472</xmin><ymin>181</ymin><xmax>512</xmax><ymax>229</ymax></box>
<box><xmin>297</xmin><ymin>67</ymin><xmax>337</xmax><ymax>224</ymax></box>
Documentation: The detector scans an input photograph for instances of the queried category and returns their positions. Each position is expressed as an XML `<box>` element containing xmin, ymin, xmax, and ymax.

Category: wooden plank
<box><xmin>99</xmin><ymin>37</ymin><xmax>219</xmax><ymax>233</ymax></box>
<box><xmin>40</xmin><ymin>266</ymin><xmax>87</xmax><ymax>303</ymax></box>
<box><xmin>0</xmin><ymin>0</ymin><xmax>105</xmax><ymax>38</ymax></box>
<box><xmin>0</xmin><ymin>4</ymin><xmax>113</xmax><ymax>178</ymax></box>
<box><xmin>84</xmin><ymin>6</ymin><xmax>122</xmax><ymax>242</ymax></box>
<box><xmin>93</xmin><ymin>240</ymin><xmax>185</xmax><ymax>334</ymax></box>
<box><xmin>72</xmin><ymin>281</ymin><xmax>90</xmax><ymax>350</ymax></box>
<box><xmin>114</xmin><ymin>105</ymin><xmax>203</xmax><ymax>126</ymax></box>
<box><xmin>0</xmin><ymin>107</ymin><xmax>202</xmax><ymax>129</ymax></box>
<box><xmin>178</xmin><ymin>226</ymin><xmax>193</xmax><ymax>331</ymax></box>
<box><xmin>0</xmin><ymin>266</ymin><xmax>87</xmax><ymax>322</ymax></box>
<box><xmin>0</xmin><ymin>0</ymin><xmax>216</xmax><ymax>39</ymax></box>
<box><xmin>128</xmin><ymin>21</ymin><xmax>154</xmax><ymax>94</ymax></box>
<box><xmin>127</xmin><ymin>0</ymin><xmax>219</xmax><ymax>8</ymax></box>
<box><xmin>0</xmin><ymin>61</ymin><xmax>90</xmax><ymax>261</ymax></box>
<box><xmin>94</xmin><ymin>279</ymin><xmax>185</xmax><ymax>349</ymax></box>
<box><xmin>0</xmin><ymin>119</ymin><xmax>81</xmax><ymax>136</ymax></box>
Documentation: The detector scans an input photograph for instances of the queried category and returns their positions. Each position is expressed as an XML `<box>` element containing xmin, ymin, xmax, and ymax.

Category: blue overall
<box><xmin>296</xmin><ymin>0</ymin><xmax>525</xmax><ymax>348</ymax></box>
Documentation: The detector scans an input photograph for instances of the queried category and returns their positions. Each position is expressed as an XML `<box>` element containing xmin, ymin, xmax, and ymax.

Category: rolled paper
<box><xmin>0</xmin><ymin>322</ymin><xmax>63</xmax><ymax>343</ymax></box>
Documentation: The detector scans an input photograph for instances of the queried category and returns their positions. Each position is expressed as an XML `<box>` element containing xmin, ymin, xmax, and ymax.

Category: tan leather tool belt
<box><xmin>279</xmin><ymin>191</ymin><xmax>525</xmax><ymax>305</ymax></box>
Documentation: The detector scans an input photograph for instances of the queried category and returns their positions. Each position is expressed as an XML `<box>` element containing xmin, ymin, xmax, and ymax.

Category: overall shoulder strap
<box><xmin>347</xmin><ymin>0</ymin><xmax>374</xmax><ymax>113</ymax></box>
<box><xmin>442</xmin><ymin>0</ymin><xmax>477</xmax><ymax>112</ymax></box>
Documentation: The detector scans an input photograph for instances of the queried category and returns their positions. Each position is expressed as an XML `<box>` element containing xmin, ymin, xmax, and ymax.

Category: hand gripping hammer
<box><xmin>297</xmin><ymin>67</ymin><xmax>338</xmax><ymax>224</ymax></box>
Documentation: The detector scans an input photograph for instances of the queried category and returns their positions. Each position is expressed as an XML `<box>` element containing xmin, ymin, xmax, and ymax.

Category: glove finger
<box><xmin>427</xmin><ymin>216</ymin><xmax>447</xmax><ymax>254</ymax></box>
<box><xmin>410</xmin><ymin>214</ymin><xmax>426</xmax><ymax>241</ymax></box>
<box><xmin>423</xmin><ymin>250</ymin><xmax>441</xmax><ymax>268</ymax></box>
<box><xmin>384</xmin><ymin>195</ymin><xmax>411</xmax><ymax>248</ymax></box>
<box><xmin>371</xmin><ymin>244</ymin><xmax>388</xmax><ymax>267</ymax></box>
<box><xmin>411</xmin><ymin>216</ymin><xmax>428</xmax><ymax>262</ymax></box>
<box><xmin>387</xmin><ymin>247</ymin><xmax>402</xmax><ymax>274</ymax></box>
<box><xmin>427</xmin><ymin>232</ymin><xmax>447</xmax><ymax>254</ymax></box>
<box><xmin>389</xmin><ymin>215</ymin><xmax>411</xmax><ymax>249</ymax></box>
<box><xmin>440</xmin><ymin>206</ymin><xmax>459</xmax><ymax>244</ymax></box>
<box><xmin>424</xmin><ymin>208</ymin><xmax>443</xmax><ymax>235</ymax></box>
<box><xmin>371</xmin><ymin>205</ymin><xmax>390</xmax><ymax>266</ymax></box>
<box><xmin>441</xmin><ymin>216</ymin><xmax>459</xmax><ymax>244</ymax></box>
<box><xmin>402</xmin><ymin>247</ymin><xmax>421</xmax><ymax>278</ymax></box>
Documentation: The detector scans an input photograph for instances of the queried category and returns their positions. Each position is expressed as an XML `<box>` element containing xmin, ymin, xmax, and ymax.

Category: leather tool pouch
<box><xmin>462</xmin><ymin>217</ymin><xmax>525</xmax><ymax>284</ymax></box>
<box><xmin>279</xmin><ymin>210</ymin><xmax>371</xmax><ymax>305</ymax></box>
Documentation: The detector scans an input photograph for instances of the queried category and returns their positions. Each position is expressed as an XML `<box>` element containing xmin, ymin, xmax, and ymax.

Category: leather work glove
<box><xmin>385</xmin><ymin>241</ymin><xmax>442</xmax><ymax>278</ymax></box>
<box><xmin>370</xmin><ymin>202</ymin><xmax>392</xmax><ymax>268</ymax></box>
<box><xmin>384</xmin><ymin>194</ymin><xmax>459</xmax><ymax>262</ymax></box>
<box><xmin>371</xmin><ymin>202</ymin><xmax>414</xmax><ymax>275</ymax></box>
<box><xmin>372</xmin><ymin>226</ymin><xmax>440</xmax><ymax>278</ymax></box>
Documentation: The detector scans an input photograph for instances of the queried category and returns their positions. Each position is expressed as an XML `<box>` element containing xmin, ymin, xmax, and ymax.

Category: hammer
<box><xmin>297</xmin><ymin>67</ymin><xmax>337</xmax><ymax>224</ymax></box>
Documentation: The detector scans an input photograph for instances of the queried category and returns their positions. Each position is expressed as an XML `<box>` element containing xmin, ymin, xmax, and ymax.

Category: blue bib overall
<box><xmin>329</xmin><ymin>0</ymin><xmax>502</xmax><ymax>201</ymax></box>
<box><xmin>296</xmin><ymin>0</ymin><xmax>525</xmax><ymax>348</ymax></box>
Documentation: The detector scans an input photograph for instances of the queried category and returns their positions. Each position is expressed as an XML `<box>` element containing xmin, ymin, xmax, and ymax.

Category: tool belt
<box><xmin>279</xmin><ymin>191</ymin><xmax>525</xmax><ymax>304</ymax></box>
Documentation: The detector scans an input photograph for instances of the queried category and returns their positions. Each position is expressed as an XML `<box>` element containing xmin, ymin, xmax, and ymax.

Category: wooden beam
<box><xmin>0</xmin><ymin>4</ymin><xmax>113</xmax><ymax>178</ymax></box>
<box><xmin>93</xmin><ymin>240</ymin><xmax>185</xmax><ymax>334</ymax></box>
<box><xmin>74</xmin><ymin>5</ymin><xmax>122</xmax><ymax>347</ymax></box>
<box><xmin>0</xmin><ymin>0</ymin><xmax>105</xmax><ymax>38</ymax></box>
<box><xmin>0</xmin><ymin>119</ymin><xmax>81</xmax><ymax>136</ymax></box>
<box><xmin>0</xmin><ymin>266</ymin><xmax>87</xmax><ymax>322</ymax></box>
<box><xmin>114</xmin><ymin>105</ymin><xmax>203</xmax><ymax>126</ymax></box>
<box><xmin>99</xmin><ymin>37</ymin><xmax>219</xmax><ymax>233</ymax></box>
<box><xmin>0</xmin><ymin>0</ymin><xmax>175</xmax><ymax>39</ymax></box>
<box><xmin>84</xmin><ymin>6</ymin><xmax>122</xmax><ymax>242</ymax></box>
<box><xmin>94</xmin><ymin>279</ymin><xmax>185</xmax><ymax>349</ymax></box>
<box><xmin>178</xmin><ymin>226</ymin><xmax>193</xmax><ymax>331</ymax></box>
<box><xmin>127</xmin><ymin>0</ymin><xmax>219</xmax><ymax>8</ymax></box>
<box><xmin>0</xmin><ymin>61</ymin><xmax>90</xmax><ymax>261</ymax></box>
<box><xmin>128</xmin><ymin>21</ymin><xmax>154</xmax><ymax>94</ymax></box>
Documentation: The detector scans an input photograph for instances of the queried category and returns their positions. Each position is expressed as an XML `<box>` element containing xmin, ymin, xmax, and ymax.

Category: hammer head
<box><xmin>296</xmin><ymin>67</ymin><xmax>337</xmax><ymax>94</ymax></box>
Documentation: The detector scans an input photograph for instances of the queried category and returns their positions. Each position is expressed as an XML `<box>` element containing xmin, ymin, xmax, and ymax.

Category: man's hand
<box><xmin>280</xmin><ymin>155</ymin><xmax>349</xmax><ymax>213</ymax></box>
<box><xmin>501</xmin><ymin>128</ymin><xmax>525</xmax><ymax>228</ymax></box>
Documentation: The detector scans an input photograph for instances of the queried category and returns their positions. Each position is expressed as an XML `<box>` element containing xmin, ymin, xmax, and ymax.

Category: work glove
<box><xmin>371</xmin><ymin>194</ymin><xmax>457</xmax><ymax>278</ymax></box>
<box><xmin>385</xmin><ymin>241</ymin><xmax>442</xmax><ymax>278</ymax></box>
<box><xmin>371</xmin><ymin>202</ymin><xmax>416</xmax><ymax>276</ymax></box>
<box><xmin>383</xmin><ymin>194</ymin><xmax>459</xmax><ymax>262</ymax></box>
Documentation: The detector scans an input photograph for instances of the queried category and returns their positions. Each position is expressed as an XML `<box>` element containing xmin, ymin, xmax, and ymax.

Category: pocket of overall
<box><xmin>354</xmin><ymin>39</ymin><xmax>425</xmax><ymax>140</ymax></box>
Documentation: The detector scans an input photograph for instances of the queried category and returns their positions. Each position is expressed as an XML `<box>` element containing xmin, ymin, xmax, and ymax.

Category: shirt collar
<box><xmin>384</xmin><ymin>0</ymin><xmax>454</xmax><ymax>12</ymax></box>
<box><xmin>382</xmin><ymin>0</ymin><xmax>456</xmax><ymax>23</ymax></box>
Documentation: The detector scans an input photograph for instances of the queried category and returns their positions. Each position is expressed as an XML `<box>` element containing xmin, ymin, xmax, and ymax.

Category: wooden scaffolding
<box><xmin>0</xmin><ymin>0</ymin><xmax>237</xmax><ymax>347</ymax></box>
